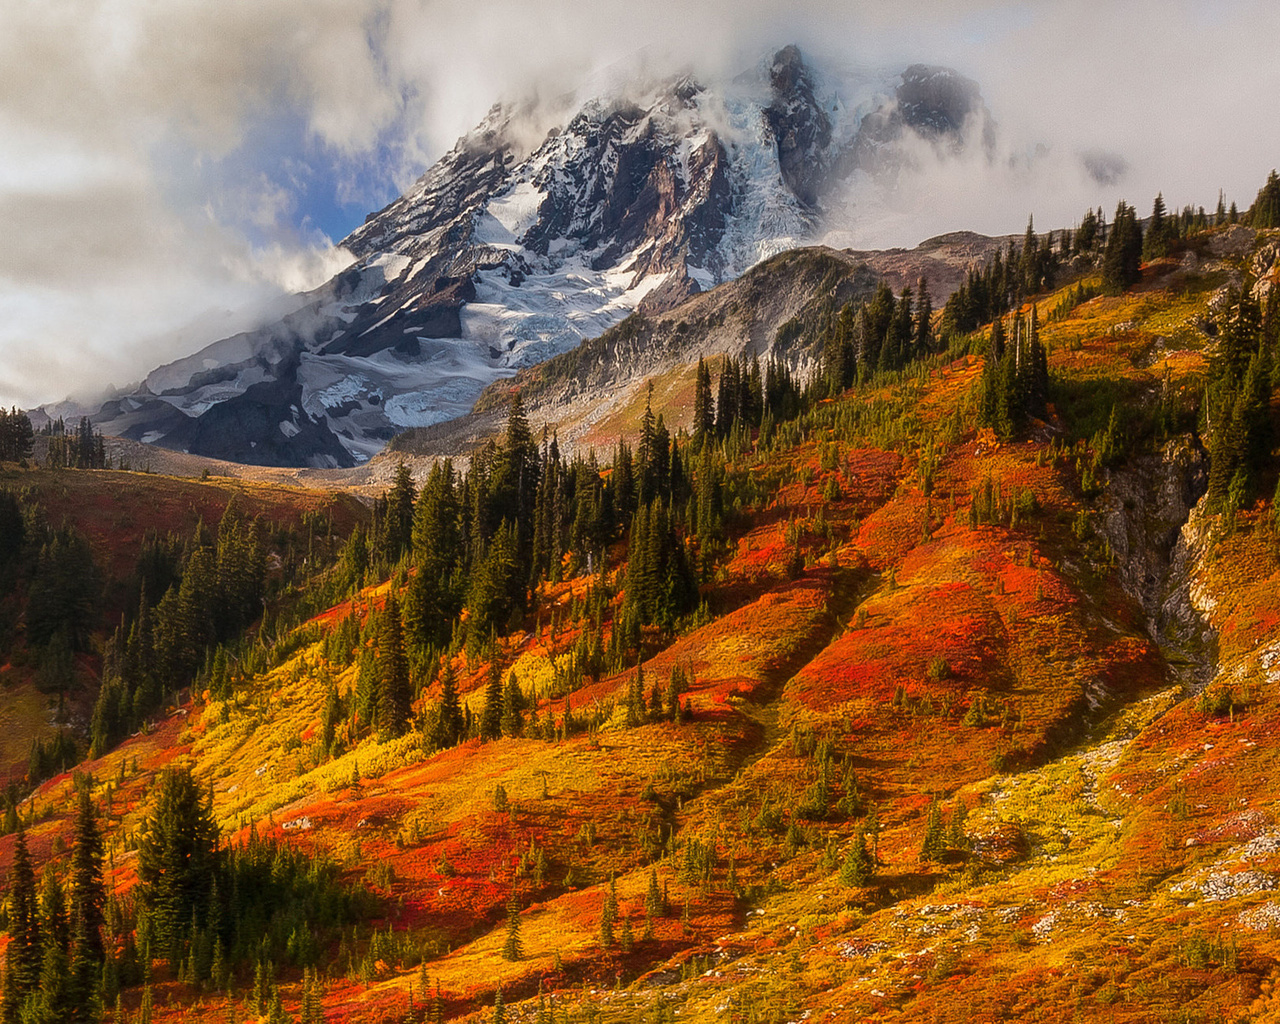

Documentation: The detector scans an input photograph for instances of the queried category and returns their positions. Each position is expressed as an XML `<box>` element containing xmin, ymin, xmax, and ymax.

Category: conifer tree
<box><xmin>600</xmin><ymin>874</ymin><xmax>618</xmax><ymax>947</ymax></box>
<box><xmin>266</xmin><ymin>987</ymin><xmax>290</xmax><ymax>1024</ymax></box>
<box><xmin>1249</xmin><ymin>169</ymin><xmax>1280</xmax><ymax>229</ymax></box>
<box><xmin>692</xmin><ymin>357</ymin><xmax>715</xmax><ymax>448</ymax></box>
<box><xmin>920</xmin><ymin>798</ymin><xmax>945</xmax><ymax>862</ymax></box>
<box><xmin>136</xmin><ymin>766</ymin><xmax>219</xmax><ymax>966</ymax></box>
<box><xmin>500</xmin><ymin>671</ymin><xmax>524</xmax><ymax>738</ymax></box>
<box><xmin>433</xmin><ymin>661</ymin><xmax>464</xmax><ymax>748</ymax></box>
<box><xmin>2</xmin><ymin>827</ymin><xmax>42</xmax><ymax>1023</ymax></box>
<box><xmin>914</xmin><ymin>278</ymin><xmax>933</xmax><ymax>351</ymax></box>
<box><xmin>300</xmin><ymin>967</ymin><xmax>324</xmax><ymax>1024</ymax></box>
<box><xmin>68</xmin><ymin>789</ymin><xmax>105</xmax><ymax>1011</ymax></box>
<box><xmin>1101</xmin><ymin>200</ymin><xmax>1143</xmax><ymax>293</ymax></box>
<box><xmin>839</xmin><ymin>832</ymin><xmax>873</xmax><ymax>887</ymax></box>
<box><xmin>502</xmin><ymin>890</ymin><xmax>522</xmax><ymax>962</ymax></box>
<box><xmin>1143</xmin><ymin>193</ymin><xmax>1170</xmax><ymax>260</ymax></box>
<box><xmin>480</xmin><ymin>659</ymin><xmax>503</xmax><ymax>741</ymax></box>
<box><xmin>376</xmin><ymin>595</ymin><xmax>412</xmax><ymax>738</ymax></box>
<box><xmin>646</xmin><ymin>867</ymin><xmax>664</xmax><ymax>919</ymax></box>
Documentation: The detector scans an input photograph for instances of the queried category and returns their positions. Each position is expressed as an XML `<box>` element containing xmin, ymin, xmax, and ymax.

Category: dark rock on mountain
<box><xmin>80</xmin><ymin>46</ymin><xmax>1001</xmax><ymax>468</ymax></box>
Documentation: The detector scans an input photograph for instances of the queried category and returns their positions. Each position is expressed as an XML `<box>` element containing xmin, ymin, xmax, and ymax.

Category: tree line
<box><xmin>91</xmin><ymin>499</ymin><xmax>267</xmax><ymax>756</ymax></box>
<box><xmin>2</xmin><ymin>766</ymin><xmax>366</xmax><ymax>1022</ymax></box>
<box><xmin>0</xmin><ymin>410</ymin><xmax>34</xmax><ymax>464</ymax></box>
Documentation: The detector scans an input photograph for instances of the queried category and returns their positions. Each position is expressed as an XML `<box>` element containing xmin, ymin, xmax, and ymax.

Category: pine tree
<box><xmin>480</xmin><ymin>658</ymin><xmax>503</xmax><ymax>741</ymax></box>
<box><xmin>68</xmin><ymin>789</ymin><xmax>105</xmax><ymax>1014</ymax></box>
<box><xmin>2</xmin><ymin>827</ymin><xmax>42</xmax><ymax>1023</ymax></box>
<box><xmin>646</xmin><ymin>867</ymin><xmax>664</xmax><ymax>919</ymax></box>
<box><xmin>1143</xmin><ymin>193</ymin><xmax>1169</xmax><ymax>260</ymax></box>
<box><xmin>692</xmin><ymin>357</ymin><xmax>715</xmax><ymax>448</ymax></box>
<box><xmin>376</xmin><ymin>595</ymin><xmax>412</xmax><ymax>738</ymax></box>
<box><xmin>920</xmin><ymin>798</ymin><xmax>945</xmax><ymax>862</ymax></box>
<box><xmin>502</xmin><ymin>891</ymin><xmax>522</xmax><ymax>962</ymax></box>
<box><xmin>136</xmin><ymin>766</ymin><xmax>219</xmax><ymax>966</ymax></box>
<box><xmin>493</xmin><ymin>987</ymin><xmax>505</xmax><ymax>1024</ymax></box>
<box><xmin>914</xmin><ymin>278</ymin><xmax>933</xmax><ymax>351</ymax></box>
<box><xmin>600</xmin><ymin>874</ymin><xmax>618</xmax><ymax>947</ymax></box>
<box><xmin>500</xmin><ymin>671</ymin><xmax>524</xmax><ymax>738</ymax></box>
<box><xmin>300</xmin><ymin>967</ymin><xmax>324</xmax><ymax>1024</ymax></box>
<box><xmin>432</xmin><ymin>661</ymin><xmax>463</xmax><ymax>748</ymax></box>
<box><xmin>839</xmin><ymin>832</ymin><xmax>873</xmax><ymax>886</ymax></box>
<box><xmin>1101</xmin><ymin>200</ymin><xmax>1143</xmax><ymax>293</ymax></box>
<box><xmin>266</xmin><ymin>987</ymin><xmax>290</xmax><ymax>1024</ymax></box>
<box><xmin>1249</xmin><ymin>169</ymin><xmax>1280</xmax><ymax>229</ymax></box>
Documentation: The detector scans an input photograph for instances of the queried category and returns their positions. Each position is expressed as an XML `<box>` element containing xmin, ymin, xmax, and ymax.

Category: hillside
<box><xmin>3</xmin><ymin>205</ymin><xmax>1280</xmax><ymax>1024</ymax></box>
<box><xmin>389</xmin><ymin>235</ymin><xmax>1016</xmax><ymax>462</ymax></box>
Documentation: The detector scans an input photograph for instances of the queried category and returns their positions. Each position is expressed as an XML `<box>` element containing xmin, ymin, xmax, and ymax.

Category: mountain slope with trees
<box><xmin>3</xmin><ymin>176</ymin><xmax>1280</xmax><ymax>1022</ymax></box>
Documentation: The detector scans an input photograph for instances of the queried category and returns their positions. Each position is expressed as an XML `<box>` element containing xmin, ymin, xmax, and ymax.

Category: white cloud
<box><xmin>1</xmin><ymin>0</ymin><xmax>1279</xmax><ymax>407</ymax></box>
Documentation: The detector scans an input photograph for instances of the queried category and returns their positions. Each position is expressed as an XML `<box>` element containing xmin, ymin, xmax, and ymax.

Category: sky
<box><xmin>2</xmin><ymin>0</ymin><xmax>1279</xmax><ymax>410</ymax></box>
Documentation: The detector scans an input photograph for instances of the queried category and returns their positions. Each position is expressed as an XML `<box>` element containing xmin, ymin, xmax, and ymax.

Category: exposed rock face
<box><xmin>764</xmin><ymin>45</ymin><xmax>834</xmax><ymax>208</ymax></box>
<box><xmin>83</xmin><ymin>47</ymin><xmax>998</xmax><ymax>468</ymax></box>
<box><xmin>1100</xmin><ymin>435</ymin><xmax>1214</xmax><ymax>686</ymax></box>
<box><xmin>850</xmin><ymin>64</ymin><xmax>994</xmax><ymax>175</ymax></box>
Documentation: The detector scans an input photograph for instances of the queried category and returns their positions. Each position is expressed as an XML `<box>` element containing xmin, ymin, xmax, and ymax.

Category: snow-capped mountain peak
<box><xmin>89</xmin><ymin>46</ymin><xmax>994</xmax><ymax>468</ymax></box>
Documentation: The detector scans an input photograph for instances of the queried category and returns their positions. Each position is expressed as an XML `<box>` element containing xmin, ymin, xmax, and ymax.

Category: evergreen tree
<box><xmin>599</xmin><ymin>874</ymin><xmax>618</xmax><ymax>947</ymax></box>
<box><xmin>26</xmin><ymin>526</ymin><xmax>99</xmax><ymax>652</ymax></box>
<box><xmin>1249</xmin><ymin>169</ymin><xmax>1280</xmax><ymax>229</ymax></box>
<box><xmin>2</xmin><ymin>827</ymin><xmax>41</xmax><ymax>1024</ymax></box>
<box><xmin>500</xmin><ymin>672</ymin><xmax>524</xmax><ymax>738</ymax></box>
<box><xmin>1101</xmin><ymin>200</ymin><xmax>1143</xmax><ymax>293</ymax></box>
<box><xmin>838</xmin><ymin>832</ymin><xmax>873</xmax><ymax>886</ymax></box>
<box><xmin>68</xmin><ymin>789</ymin><xmax>105</xmax><ymax>1012</ymax></box>
<box><xmin>480</xmin><ymin>659</ymin><xmax>504</xmax><ymax>741</ymax></box>
<box><xmin>502</xmin><ymin>890</ymin><xmax>522</xmax><ymax>962</ymax></box>
<box><xmin>376</xmin><ymin>595</ymin><xmax>412</xmax><ymax>738</ymax></box>
<box><xmin>0</xmin><ymin>409</ymin><xmax>34</xmax><ymax>463</ymax></box>
<box><xmin>692</xmin><ymin>357</ymin><xmax>715</xmax><ymax>448</ymax></box>
<box><xmin>920</xmin><ymin>798</ymin><xmax>945</xmax><ymax>862</ymax></box>
<box><xmin>1143</xmin><ymin>193</ymin><xmax>1170</xmax><ymax>260</ymax></box>
<box><xmin>914</xmin><ymin>278</ymin><xmax>933</xmax><ymax>351</ymax></box>
<box><xmin>466</xmin><ymin>522</ymin><xmax>524</xmax><ymax>641</ymax></box>
<box><xmin>405</xmin><ymin>455</ymin><xmax>463</xmax><ymax>649</ymax></box>
<box><xmin>136</xmin><ymin>766</ymin><xmax>219</xmax><ymax>966</ymax></box>
<box><xmin>300</xmin><ymin>967</ymin><xmax>324</xmax><ymax>1024</ymax></box>
<box><xmin>645</xmin><ymin>867</ymin><xmax>664</xmax><ymax>919</ymax></box>
<box><xmin>432</xmin><ymin>661</ymin><xmax>463</xmax><ymax>748</ymax></box>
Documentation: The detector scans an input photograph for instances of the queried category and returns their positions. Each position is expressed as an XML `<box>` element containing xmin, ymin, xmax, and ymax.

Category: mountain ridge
<box><xmin>75</xmin><ymin>47</ymin><xmax>1006</xmax><ymax>469</ymax></box>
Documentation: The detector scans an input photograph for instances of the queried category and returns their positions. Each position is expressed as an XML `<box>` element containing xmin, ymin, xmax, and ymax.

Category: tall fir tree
<box><xmin>692</xmin><ymin>357</ymin><xmax>715</xmax><ymax>448</ymax></box>
<box><xmin>432</xmin><ymin>660</ymin><xmax>464</xmax><ymax>748</ymax></box>
<box><xmin>376</xmin><ymin>595</ymin><xmax>412</xmax><ymax>738</ymax></box>
<box><xmin>480</xmin><ymin>658</ymin><xmax>504</xmax><ymax>741</ymax></box>
<box><xmin>68</xmin><ymin>789</ymin><xmax>105</xmax><ymax>1016</ymax></box>
<box><xmin>502</xmin><ymin>890</ymin><xmax>523</xmax><ymax>962</ymax></box>
<box><xmin>2</xmin><ymin>827</ymin><xmax>41</xmax><ymax>1024</ymax></box>
<box><xmin>136</xmin><ymin>766</ymin><xmax>219</xmax><ymax>967</ymax></box>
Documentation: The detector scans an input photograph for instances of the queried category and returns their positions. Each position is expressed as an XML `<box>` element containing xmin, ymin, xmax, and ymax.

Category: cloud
<box><xmin>2</xmin><ymin>0</ymin><xmax>1279</xmax><ymax>407</ymax></box>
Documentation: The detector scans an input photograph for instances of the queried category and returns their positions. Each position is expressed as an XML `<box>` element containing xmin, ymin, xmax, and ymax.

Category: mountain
<box><xmin>4</xmin><ymin>212</ymin><xmax>1280</xmax><ymax>1023</ymax></box>
<box><xmin>386</xmin><ymin>234</ymin><xmax>1017</xmax><ymax>462</ymax></box>
<box><xmin>85</xmin><ymin>48</ymin><xmax>998</xmax><ymax>468</ymax></box>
